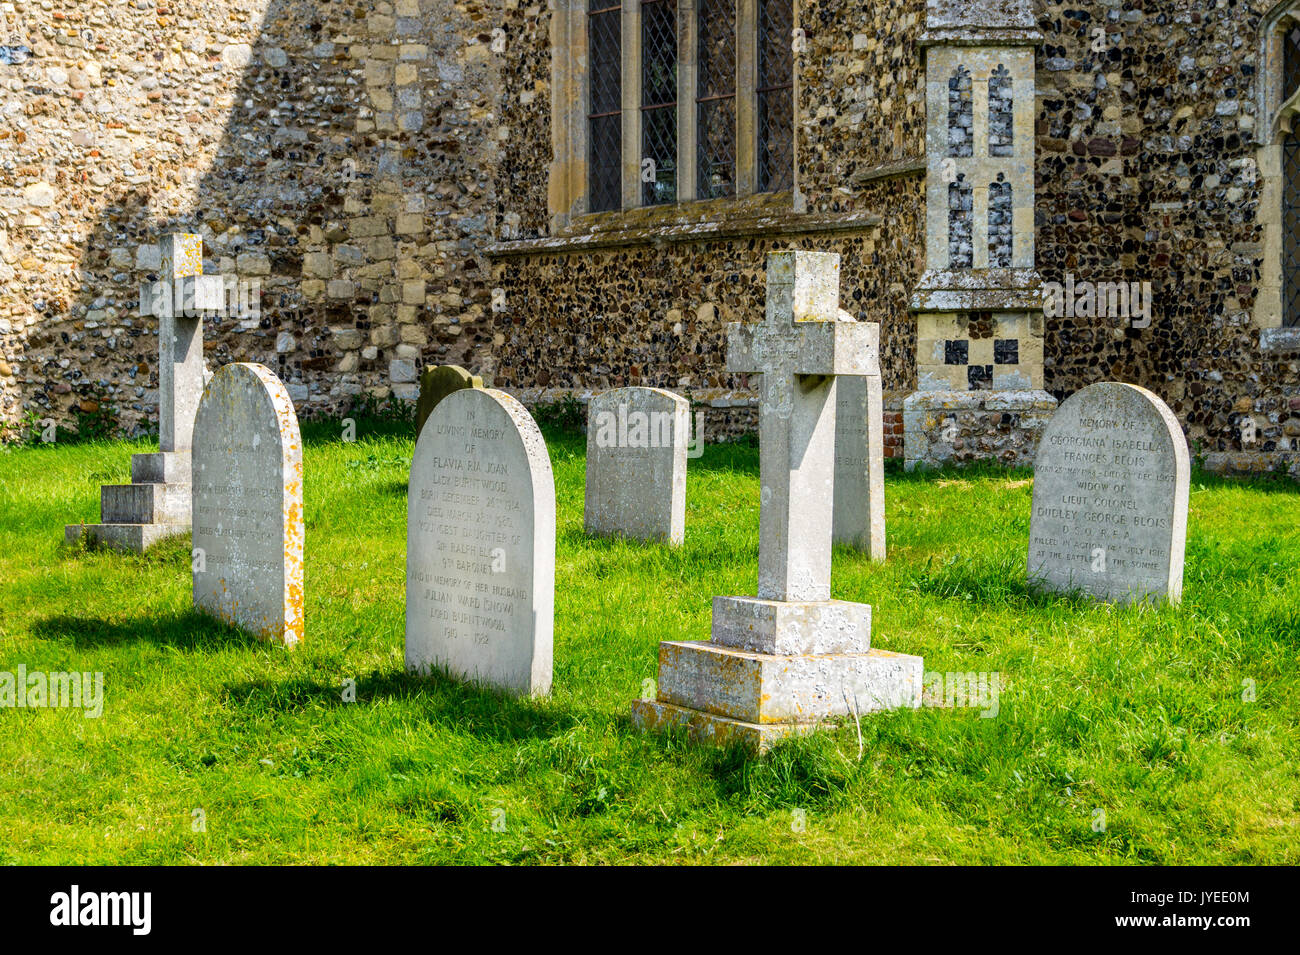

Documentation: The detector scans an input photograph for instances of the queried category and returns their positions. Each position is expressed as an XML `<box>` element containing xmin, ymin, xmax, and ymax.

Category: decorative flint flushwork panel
<box><xmin>948</xmin><ymin>174</ymin><xmax>972</xmax><ymax>269</ymax></box>
<box><xmin>947</xmin><ymin>65</ymin><xmax>972</xmax><ymax>158</ymax></box>
<box><xmin>988</xmin><ymin>64</ymin><xmax>1012</xmax><ymax>158</ymax></box>
<box><xmin>988</xmin><ymin>173</ymin><xmax>1012</xmax><ymax>267</ymax></box>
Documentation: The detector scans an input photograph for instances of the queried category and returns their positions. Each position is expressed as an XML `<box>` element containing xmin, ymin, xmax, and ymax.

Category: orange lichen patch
<box><xmin>191</xmin><ymin>362</ymin><xmax>305</xmax><ymax>649</ymax></box>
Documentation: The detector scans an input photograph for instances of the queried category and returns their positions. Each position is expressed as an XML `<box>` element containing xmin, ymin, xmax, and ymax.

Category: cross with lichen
<box><xmin>726</xmin><ymin>251</ymin><xmax>879</xmax><ymax>602</ymax></box>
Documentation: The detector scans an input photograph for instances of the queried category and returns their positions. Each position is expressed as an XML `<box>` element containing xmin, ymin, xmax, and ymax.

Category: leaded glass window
<box><xmin>1285</xmin><ymin>127</ymin><xmax>1300</xmax><ymax>326</ymax></box>
<box><xmin>573</xmin><ymin>0</ymin><xmax>795</xmax><ymax>212</ymax></box>
<box><xmin>757</xmin><ymin>0</ymin><xmax>793</xmax><ymax>192</ymax></box>
<box><xmin>697</xmin><ymin>0</ymin><xmax>736</xmax><ymax>199</ymax></box>
<box><xmin>588</xmin><ymin>0</ymin><xmax>623</xmax><ymax>213</ymax></box>
<box><xmin>641</xmin><ymin>0</ymin><xmax>678</xmax><ymax>205</ymax></box>
<box><xmin>1285</xmin><ymin>26</ymin><xmax>1300</xmax><ymax>326</ymax></box>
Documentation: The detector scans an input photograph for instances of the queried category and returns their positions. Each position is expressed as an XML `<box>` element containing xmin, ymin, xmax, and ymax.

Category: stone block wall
<box><xmin>0</xmin><ymin>0</ymin><xmax>520</xmax><ymax>435</ymax></box>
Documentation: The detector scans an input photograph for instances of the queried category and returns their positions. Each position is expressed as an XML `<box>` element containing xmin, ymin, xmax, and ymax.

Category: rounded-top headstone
<box><xmin>584</xmin><ymin>386</ymin><xmax>689</xmax><ymax>545</ymax></box>
<box><xmin>1028</xmin><ymin>381</ymin><xmax>1189</xmax><ymax>604</ymax></box>
<box><xmin>406</xmin><ymin>387</ymin><xmax>555</xmax><ymax>696</ymax></box>
<box><xmin>416</xmin><ymin>364</ymin><xmax>483</xmax><ymax>437</ymax></box>
<box><xmin>192</xmin><ymin>363</ymin><xmax>305</xmax><ymax>644</ymax></box>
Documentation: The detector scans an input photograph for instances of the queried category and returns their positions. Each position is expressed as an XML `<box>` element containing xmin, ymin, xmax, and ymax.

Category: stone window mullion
<box><xmin>621</xmin><ymin>1</ymin><xmax>642</xmax><ymax>208</ymax></box>
<box><xmin>679</xmin><ymin>0</ymin><xmax>698</xmax><ymax>202</ymax></box>
<box><xmin>735</xmin><ymin>0</ymin><xmax>757</xmax><ymax>196</ymax></box>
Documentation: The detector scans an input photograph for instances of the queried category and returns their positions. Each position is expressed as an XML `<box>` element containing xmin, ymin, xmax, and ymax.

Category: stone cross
<box><xmin>726</xmin><ymin>251</ymin><xmax>879</xmax><ymax>601</ymax></box>
<box><xmin>140</xmin><ymin>234</ymin><xmax>224</xmax><ymax>452</ymax></box>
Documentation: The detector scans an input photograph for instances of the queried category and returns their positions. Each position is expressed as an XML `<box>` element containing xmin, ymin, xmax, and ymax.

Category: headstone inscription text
<box><xmin>1028</xmin><ymin>381</ymin><xmax>1189</xmax><ymax>604</ymax></box>
<box><xmin>406</xmin><ymin>387</ymin><xmax>555</xmax><ymax>696</ymax></box>
<box><xmin>191</xmin><ymin>362</ymin><xmax>304</xmax><ymax>644</ymax></box>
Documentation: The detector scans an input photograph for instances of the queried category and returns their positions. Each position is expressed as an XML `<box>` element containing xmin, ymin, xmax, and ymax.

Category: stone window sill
<box><xmin>487</xmin><ymin>192</ymin><xmax>881</xmax><ymax>259</ymax></box>
<box><xmin>1260</xmin><ymin>326</ymin><xmax>1300</xmax><ymax>352</ymax></box>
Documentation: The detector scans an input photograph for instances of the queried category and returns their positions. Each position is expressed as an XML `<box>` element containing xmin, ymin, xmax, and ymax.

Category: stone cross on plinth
<box><xmin>140</xmin><ymin>233</ymin><xmax>225</xmax><ymax>452</ymax></box>
<box><xmin>65</xmin><ymin>233</ymin><xmax>222</xmax><ymax>552</ymax></box>
<box><xmin>727</xmin><ymin>251</ymin><xmax>876</xmax><ymax>600</ymax></box>
<box><xmin>631</xmin><ymin>251</ymin><xmax>923</xmax><ymax>752</ymax></box>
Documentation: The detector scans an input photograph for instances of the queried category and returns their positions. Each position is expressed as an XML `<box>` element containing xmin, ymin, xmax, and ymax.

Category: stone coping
<box><xmin>918</xmin><ymin>28</ymin><xmax>1044</xmax><ymax>48</ymax></box>
<box><xmin>903</xmin><ymin>388</ymin><xmax>1057</xmax><ymax>411</ymax></box>
<box><xmin>503</xmin><ymin>386</ymin><xmax>758</xmax><ymax>410</ymax></box>
<box><xmin>909</xmin><ymin>267</ymin><xmax>1044</xmax><ymax>313</ymax></box>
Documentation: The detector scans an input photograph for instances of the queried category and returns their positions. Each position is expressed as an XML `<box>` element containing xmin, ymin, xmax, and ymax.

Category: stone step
<box><xmin>101</xmin><ymin>482</ymin><xmax>190</xmax><ymax>525</ymax></box>
<box><xmin>711</xmin><ymin>595</ymin><xmax>871</xmax><ymax>655</ymax></box>
<box><xmin>131</xmin><ymin>450</ymin><xmax>191</xmax><ymax>485</ymax></box>
<box><xmin>631</xmin><ymin>698</ymin><xmax>815</xmax><ymax>754</ymax></box>
<box><xmin>656</xmin><ymin>640</ymin><xmax>923</xmax><ymax>725</ymax></box>
<box><xmin>65</xmin><ymin>522</ymin><xmax>188</xmax><ymax>553</ymax></box>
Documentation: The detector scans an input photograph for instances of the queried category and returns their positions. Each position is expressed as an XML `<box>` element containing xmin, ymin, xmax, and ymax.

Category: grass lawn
<box><xmin>1</xmin><ymin>418</ymin><xmax>1297</xmax><ymax>865</ymax></box>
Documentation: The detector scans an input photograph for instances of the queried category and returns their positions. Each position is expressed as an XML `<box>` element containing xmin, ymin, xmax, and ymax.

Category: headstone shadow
<box><xmin>221</xmin><ymin>669</ymin><xmax>578</xmax><ymax>743</ymax></box>
<box><xmin>29</xmin><ymin>609</ymin><xmax>260</xmax><ymax>651</ymax></box>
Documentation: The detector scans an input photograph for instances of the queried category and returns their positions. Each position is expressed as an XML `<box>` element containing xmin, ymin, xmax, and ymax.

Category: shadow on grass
<box><xmin>687</xmin><ymin>437</ymin><xmax>759</xmax><ymax>476</ymax></box>
<box><xmin>60</xmin><ymin>532</ymin><xmax>193</xmax><ymax>565</ymax></box>
<box><xmin>300</xmin><ymin>417</ymin><xmax>415</xmax><ymax>446</ymax></box>
<box><xmin>222</xmin><ymin>667</ymin><xmax>580</xmax><ymax>743</ymax></box>
<box><xmin>1187</xmin><ymin>466</ymin><xmax>1300</xmax><ymax>495</ymax></box>
<box><xmin>29</xmin><ymin>609</ymin><xmax>262</xmax><ymax>651</ymax></box>
<box><xmin>907</xmin><ymin>553</ymin><xmax>1111</xmax><ymax>612</ymax></box>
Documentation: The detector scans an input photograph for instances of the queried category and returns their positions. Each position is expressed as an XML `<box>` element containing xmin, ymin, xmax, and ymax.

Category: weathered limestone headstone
<box><xmin>192</xmin><ymin>363</ymin><xmax>304</xmax><ymax>646</ymax></box>
<box><xmin>632</xmin><ymin>251</ymin><xmax>923</xmax><ymax>752</ymax></box>
<box><xmin>584</xmin><ymin>386</ymin><xmax>689</xmax><ymax>545</ymax></box>
<box><xmin>406</xmin><ymin>387</ymin><xmax>555</xmax><ymax>696</ymax></box>
<box><xmin>416</xmin><ymin>364</ymin><xmax>483</xmax><ymax>436</ymax></box>
<box><xmin>1028</xmin><ymin>381</ymin><xmax>1189</xmax><ymax>604</ymax></box>
<box><xmin>833</xmin><ymin>373</ymin><xmax>886</xmax><ymax>559</ymax></box>
<box><xmin>66</xmin><ymin>234</ymin><xmax>225</xmax><ymax>551</ymax></box>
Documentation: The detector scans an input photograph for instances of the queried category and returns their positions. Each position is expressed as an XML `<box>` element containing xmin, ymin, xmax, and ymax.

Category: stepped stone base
<box><xmin>634</xmin><ymin>596</ymin><xmax>923</xmax><ymax>753</ymax></box>
<box><xmin>656</xmin><ymin>641</ymin><xmax>922</xmax><ymax>725</ymax></box>
<box><xmin>64</xmin><ymin>450</ymin><xmax>191</xmax><ymax>553</ymax></box>
<box><xmin>631</xmin><ymin>699</ymin><xmax>822</xmax><ymax>753</ymax></box>
<box><xmin>65</xmin><ymin>522</ymin><xmax>187</xmax><ymax>552</ymax></box>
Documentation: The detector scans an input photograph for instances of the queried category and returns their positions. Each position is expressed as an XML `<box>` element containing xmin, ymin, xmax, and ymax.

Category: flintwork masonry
<box><xmin>2</xmin><ymin>0</ymin><xmax>1300</xmax><ymax>475</ymax></box>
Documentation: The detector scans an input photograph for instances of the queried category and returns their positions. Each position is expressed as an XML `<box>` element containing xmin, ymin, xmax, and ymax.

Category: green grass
<box><xmin>1</xmin><ymin>421</ymin><xmax>1297</xmax><ymax>864</ymax></box>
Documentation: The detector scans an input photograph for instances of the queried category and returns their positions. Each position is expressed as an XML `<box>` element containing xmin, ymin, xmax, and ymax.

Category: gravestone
<box><xmin>406</xmin><ymin>387</ymin><xmax>555</xmax><ymax>696</ymax></box>
<box><xmin>1028</xmin><ymin>381</ymin><xmax>1189</xmax><ymax>604</ymax></box>
<box><xmin>632</xmin><ymin>251</ymin><xmax>923</xmax><ymax>752</ymax></box>
<box><xmin>584</xmin><ymin>386</ymin><xmax>689</xmax><ymax>545</ymax></box>
<box><xmin>66</xmin><ymin>233</ymin><xmax>225</xmax><ymax>551</ymax></box>
<box><xmin>192</xmin><ymin>363</ymin><xmax>304</xmax><ymax>646</ymax></box>
<box><xmin>416</xmin><ymin>364</ymin><xmax>483</xmax><ymax>437</ymax></box>
<box><xmin>833</xmin><ymin>372</ymin><xmax>886</xmax><ymax>559</ymax></box>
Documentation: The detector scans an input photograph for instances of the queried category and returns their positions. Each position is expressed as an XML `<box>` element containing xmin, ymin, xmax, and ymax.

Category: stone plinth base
<box><xmin>903</xmin><ymin>389</ymin><xmax>1056</xmax><ymax>470</ymax></box>
<box><xmin>65</xmin><ymin>450</ymin><xmax>190</xmax><ymax>553</ymax></box>
<box><xmin>711</xmin><ymin>596</ymin><xmax>871</xmax><ymax>655</ymax></box>
<box><xmin>633</xmin><ymin>596</ymin><xmax>923</xmax><ymax>753</ymax></box>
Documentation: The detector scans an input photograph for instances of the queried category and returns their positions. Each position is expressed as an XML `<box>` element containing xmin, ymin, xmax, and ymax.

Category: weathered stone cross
<box><xmin>139</xmin><ymin>233</ymin><xmax>224</xmax><ymax>452</ymax></box>
<box><xmin>726</xmin><ymin>251</ymin><xmax>879</xmax><ymax>601</ymax></box>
